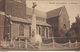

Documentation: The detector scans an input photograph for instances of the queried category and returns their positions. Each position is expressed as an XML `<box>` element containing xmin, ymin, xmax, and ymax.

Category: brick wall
<box><xmin>0</xmin><ymin>0</ymin><xmax>5</xmax><ymax>45</ymax></box>
<box><xmin>5</xmin><ymin>0</ymin><xmax>27</xmax><ymax>19</ymax></box>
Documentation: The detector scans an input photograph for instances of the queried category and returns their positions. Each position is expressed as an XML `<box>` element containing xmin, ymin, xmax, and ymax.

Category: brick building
<box><xmin>47</xmin><ymin>6</ymin><xmax>70</xmax><ymax>43</ymax></box>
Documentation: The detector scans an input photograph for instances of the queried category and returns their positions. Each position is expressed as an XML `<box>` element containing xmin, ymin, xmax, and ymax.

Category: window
<box><xmin>64</xmin><ymin>24</ymin><xmax>66</xmax><ymax>29</ymax></box>
<box><xmin>19</xmin><ymin>24</ymin><xmax>24</xmax><ymax>36</ymax></box>
<box><xmin>46</xmin><ymin>28</ymin><xmax>48</xmax><ymax>38</ymax></box>
<box><xmin>39</xmin><ymin>26</ymin><xmax>41</xmax><ymax>35</ymax></box>
<box><xmin>36</xmin><ymin>26</ymin><xmax>39</xmax><ymax>34</ymax></box>
<box><xmin>42</xmin><ymin>27</ymin><xmax>45</xmax><ymax>37</ymax></box>
<box><xmin>29</xmin><ymin>26</ymin><xmax>31</xmax><ymax>38</ymax></box>
<box><xmin>49</xmin><ymin>28</ymin><xmax>53</xmax><ymax>37</ymax></box>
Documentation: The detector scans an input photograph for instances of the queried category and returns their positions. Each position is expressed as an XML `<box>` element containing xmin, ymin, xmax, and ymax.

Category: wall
<box><xmin>47</xmin><ymin>16</ymin><xmax>59</xmax><ymax>37</ymax></box>
<box><xmin>47</xmin><ymin>7</ymin><xmax>70</xmax><ymax>43</ymax></box>
<box><xmin>0</xmin><ymin>0</ymin><xmax>5</xmax><ymax>44</ymax></box>
<box><xmin>59</xmin><ymin>7</ymin><xmax>70</xmax><ymax>37</ymax></box>
<box><xmin>24</xmin><ymin>24</ymin><xmax>30</xmax><ymax>38</ymax></box>
<box><xmin>55</xmin><ymin>7</ymin><xmax>70</xmax><ymax>43</ymax></box>
<box><xmin>11</xmin><ymin>21</ymin><xmax>31</xmax><ymax>41</ymax></box>
<box><xmin>11</xmin><ymin>22</ymin><xmax>19</xmax><ymax>41</ymax></box>
<box><xmin>5</xmin><ymin>0</ymin><xmax>27</xmax><ymax>19</ymax></box>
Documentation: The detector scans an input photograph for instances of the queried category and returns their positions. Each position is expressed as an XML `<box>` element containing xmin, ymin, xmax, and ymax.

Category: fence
<box><xmin>53</xmin><ymin>40</ymin><xmax>80</xmax><ymax>49</ymax></box>
<box><xmin>1</xmin><ymin>40</ymin><xmax>80</xmax><ymax>49</ymax></box>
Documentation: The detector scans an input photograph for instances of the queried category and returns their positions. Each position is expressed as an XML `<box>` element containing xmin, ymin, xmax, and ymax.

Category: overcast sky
<box><xmin>26</xmin><ymin>0</ymin><xmax>80</xmax><ymax>26</ymax></box>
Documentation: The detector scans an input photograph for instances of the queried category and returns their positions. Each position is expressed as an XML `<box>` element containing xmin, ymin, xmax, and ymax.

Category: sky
<box><xmin>26</xmin><ymin>0</ymin><xmax>80</xmax><ymax>26</ymax></box>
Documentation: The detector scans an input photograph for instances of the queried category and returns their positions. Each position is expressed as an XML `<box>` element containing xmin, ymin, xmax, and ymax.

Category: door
<box><xmin>19</xmin><ymin>39</ymin><xmax>25</xmax><ymax>49</ymax></box>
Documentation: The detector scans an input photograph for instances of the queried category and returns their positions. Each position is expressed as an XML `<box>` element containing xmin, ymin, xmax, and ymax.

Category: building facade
<box><xmin>9</xmin><ymin>16</ymin><xmax>51</xmax><ymax>48</ymax></box>
<box><xmin>47</xmin><ymin>6</ymin><xmax>70</xmax><ymax>43</ymax></box>
<box><xmin>0</xmin><ymin>0</ymin><xmax>52</xmax><ymax>48</ymax></box>
<box><xmin>0</xmin><ymin>0</ymin><xmax>70</xmax><ymax>48</ymax></box>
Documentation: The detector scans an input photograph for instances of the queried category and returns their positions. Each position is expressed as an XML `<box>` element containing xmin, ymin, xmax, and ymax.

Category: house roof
<box><xmin>0</xmin><ymin>10</ymin><xmax>51</xmax><ymax>26</ymax></box>
<box><xmin>36</xmin><ymin>20</ymin><xmax>51</xmax><ymax>26</ymax></box>
<box><xmin>27</xmin><ymin>7</ymin><xmax>47</xmax><ymax>18</ymax></box>
<box><xmin>47</xmin><ymin>6</ymin><xmax>66</xmax><ymax>18</ymax></box>
<box><xmin>10</xmin><ymin>6</ymin><xmax>67</xmax><ymax>27</ymax></box>
<box><xmin>10</xmin><ymin>17</ymin><xmax>51</xmax><ymax>26</ymax></box>
<box><xmin>11</xmin><ymin>17</ymin><xmax>31</xmax><ymax>24</ymax></box>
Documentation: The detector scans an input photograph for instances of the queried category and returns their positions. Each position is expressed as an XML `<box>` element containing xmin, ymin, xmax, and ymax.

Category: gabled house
<box><xmin>46</xmin><ymin>6</ymin><xmax>70</xmax><ymax>43</ymax></box>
